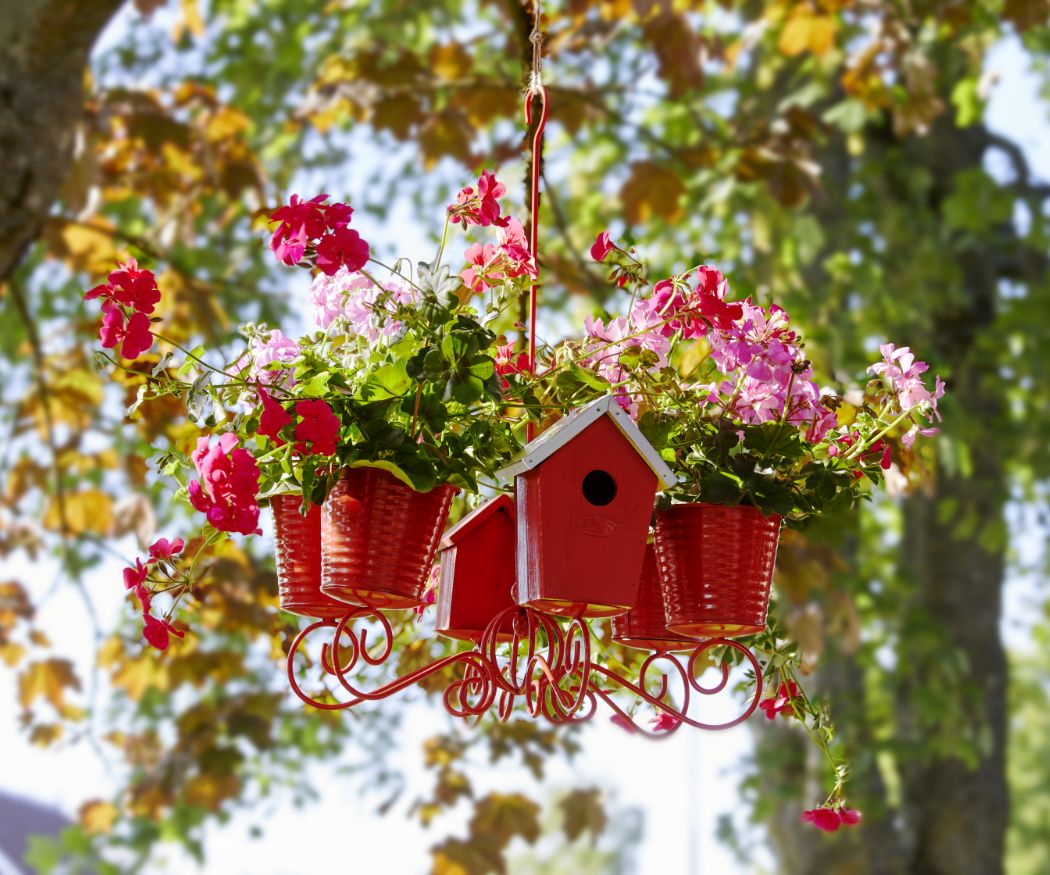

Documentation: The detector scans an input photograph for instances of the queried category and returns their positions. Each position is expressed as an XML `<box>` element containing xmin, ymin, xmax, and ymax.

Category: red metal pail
<box><xmin>612</xmin><ymin>543</ymin><xmax>697</xmax><ymax>651</ymax></box>
<box><xmin>272</xmin><ymin>493</ymin><xmax>346</xmax><ymax>619</ymax></box>
<box><xmin>321</xmin><ymin>468</ymin><xmax>457</xmax><ymax>610</ymax></box>
<box><xmin>653</xmin><ymin>503</ymin><xmax>781</xmax><ymax>638</ymax></box>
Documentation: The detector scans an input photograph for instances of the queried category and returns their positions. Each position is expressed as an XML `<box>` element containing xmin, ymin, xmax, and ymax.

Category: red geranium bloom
<box><xmin>590</xmin><ymin>230</ymin><xmax>614</xmax><ymax>262</ymax></box>
<box><xmin>494</xmin><ymin>343</ymin><xmax>531</xmax><ymax>389</ymax></box>
<box><xmin>609</xmin><ymin>713</ymin><xmax>636</xmax><ymax>733</ymax></box>
<box><xmin>85</xmin><ymin>257</ymin><xmax>161</xmax><ymax>314</ymax></box>
<box><xmin>148</xmin><ymin>537</ymin><xmax>185</xmax><ymax>562</ymax></box>
<box><xmin>270</xmin><ymin>194</ymin><xmax>333</xmax><ymax>265</ymax></box>
<box><xmin>122</xmin><ymin>559</ymin><xmax>152</xmax><ymax>613</ymax></box>
<box><xmin>142</xmin><ymin>614</ymin><xmax>185</xmax><ymax>651</ymax></box>
<box><xmin>758</xmin><ymin>680</ymin><xmax>800</xmax><ymax>720</ymax></box>
<box><xmin>315</xmin><ymin>226</ymin><xmax>370</xmax><ymax>276</ymax></box>
<box><xmin>188</xmin><ymin>433</ymin><xmax>261</xmax><ymax>536</ymax></box>
<box><xmin>294</xmin><ymin>399</ymin><xmax>340</xmax><ymax>456</ymax></box>
<box><xmin>447</xmin><ymin>170</ymin><xmax>509</xmax><ymax>227</ymax></box>
<box><xmin>801</xmin><ymin>806</ymin><xmax>861</xmax><ymax>832</ymax></box>
<box><xmin>649</xmin><ymin>712</ymin><xmax>681</xmax><ymax>732</ymax></box>
<box><xmin>99</xmin><ymin>302</ymin><xmax>153</xmax><ymax>359</ymax></box>
<box><xmin>257</xmin><ymin>387</ymin><xmax>293</xmax><ymax>445</ymax></box>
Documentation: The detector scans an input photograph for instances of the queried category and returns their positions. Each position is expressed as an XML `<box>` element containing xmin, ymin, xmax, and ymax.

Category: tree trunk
<box><xmin>0</xmin><ymin>0</ymin><xmax>124</xmax><ymax>282</ymax></box>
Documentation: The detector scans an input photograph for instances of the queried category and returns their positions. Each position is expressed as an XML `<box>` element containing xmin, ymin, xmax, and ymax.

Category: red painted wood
<box><xmin>321</xmin><ymin>468</ymin><xmax>457</xmax><ymax>610</ymax></box>
<box><xmin>272</xmin><ymin>493</ymin><xmax>347</xmax><ymax>619</ymax></box>
<box><xmin>654</xmin><ymin>503</ymin><xmax>781</xmax><ymax>638</ymax></box>
<box><xmin>611</xmin><ymin>543</ymin><xmax>696</xmax><ymax>651</ymax></box>
<box><xmin>515</xmin><ymin>415</ymin><xmax>658</xmax><ymax>618</ymax></box>
<box><xmin>435</xmin><ymin>494</ymin><xmax>517</xmax><ymax>642</ymax></box>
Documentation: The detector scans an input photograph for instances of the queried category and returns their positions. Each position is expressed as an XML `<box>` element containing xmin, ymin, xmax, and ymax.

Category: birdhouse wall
<box><xmin>436</xmin><ymin>502</ymin><xmax>517</xmax><ymax>641</ymax></box>
<box><xmin>515</xmin><ymin>415</ymin><xmax>658</xmax><ymax>617</ymax></box>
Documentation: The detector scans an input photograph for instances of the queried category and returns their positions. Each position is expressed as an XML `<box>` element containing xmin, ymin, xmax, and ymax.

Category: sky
<box><xmin>1</xmin><ymin>12</ymin><xmax>1049</xmax><ymax>875</ymax></box>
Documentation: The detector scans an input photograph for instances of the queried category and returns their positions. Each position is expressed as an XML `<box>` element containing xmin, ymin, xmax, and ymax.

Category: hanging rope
<box><xmin>522</xmin><ymin>0</ymin><xmax>548</xmax><ymax>440</ymax></box>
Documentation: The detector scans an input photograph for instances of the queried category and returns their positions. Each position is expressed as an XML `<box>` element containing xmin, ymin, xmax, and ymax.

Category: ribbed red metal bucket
<box><xmin>272</xmin><ymin>493</ymin><xmax>347</xmax><ymax>619</ymax></box>
<box><xmin>612</xmin><ymin>543</ymin><xmax>697</xmax><ymax>651</ymax></box>
<box><xmin>321</xmin><ymin>468</ymin><xmax>457</xmax><ymax>610</ymax></box>
<box><xmin>653</xmin><ymin>503</ymin><xmax>781</xmax><ymax>638</ymax></box>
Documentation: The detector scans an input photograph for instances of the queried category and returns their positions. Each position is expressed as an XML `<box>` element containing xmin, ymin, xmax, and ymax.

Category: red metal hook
<box><xmin>523</xmin><ymin>85</ymin><xmax>549</xmax><ymax>441</ymax></box>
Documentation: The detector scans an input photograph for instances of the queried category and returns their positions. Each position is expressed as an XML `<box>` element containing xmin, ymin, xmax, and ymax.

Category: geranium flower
<box><xmin>497</xmin><ymin>218</ymin><xmax>537</xmax><ymax>279</ymax></box>
<box><xmin>142</xmin><ymin>614</ymin><xmax>185</xmax><ymax>651</ymax></box>
<box><xmin>461</xmin><ymin>242</ymin><xmax>503</xmax><ymax>293</ymax></box>
<box><xmin>123</xmin><ymin>559</ymin><xmax>152</xmax><ymax>614</ymax></box>
<box><xmin>649</xmin><ymin>712</ymin><xmax>681</xmax><ymax>732</ymax></box>
<box><xmin>609</xmin><ymin>713</ymin><xmax>636</xmax><ymax>733</ymax></box>
<box><xmin>867</xmin><ymin>343</ymin><xmax>945</xmax><ymax>420</ymax></box>
<box><xmin>294</xmin><ymin>399</ymin><xmax>340</xmax><ymax>456</ymax></box>
<box><xmin>758</xmin><ymin>680</ymin><xmax>800</xmax><ymax>720</ymax></box>
<box><xmin>448</xmin><ymin>170</ymin><xmax>508</xmax><ymax>227</ymax></box>
<box><xmin>188</xmin><ymin>433</ymin><xmax>261</xmax><ymax>536</ymax></box>
<box><xmin>85</xmin><ymin>257</ymin><xmax>161</xmax><ymax>314</ymax></box>
<box><xmin>99</xmin><ymin>302</ymin><xmax>153</xmax><ymax>360</ymax></box>
<box><xmin>494</xmin><ymin>343</ymin><xmax>531</xmax><ymax>388</ymax></box>
<box><xmin>270</xmin><ymin>193</ymin><xmax>341</xmax><ymax>265</ymax></box>
<box><xmin>316</xmin><ymin>226</ymin><xmax>369</xmax><ymax>276</ymax></box>
<box><xmin>590</xmin><ymin>230</ymin><xmax>614</xmax><ymax>262</ymax></box>
<box><xmin>148</xmin><ymin>537</ymin><xmax>184</xmax><ymax>562</ymax></box>
<box><xmin>257</xmin><ymin>387</ymin><xmax>293</xmax><ymax>445</ymax></box>
<box><xmin>800</xmin><ymin>806</ymin><xmax>862</xmax><ymax>832</ymax></box>
<box><xmin>236</xmin><ymin>329</ymin><xmax>300</xmax><ymax>387</ymax></box>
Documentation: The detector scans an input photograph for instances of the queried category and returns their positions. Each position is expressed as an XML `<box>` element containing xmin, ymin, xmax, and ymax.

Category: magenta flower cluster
<box><xmin>188</xmin><ymin>433</ymin><xmax>262</xmax><ymax>536</ymax></box>
<box><xmin>83</xmin><ymin>257</ymin><xmax>159</xmax><ymax>359</ymax></box>
<box><xmin>269</xmin><ymin>193</ymin><xmax>369</xmax><ymax>276</ymax></box>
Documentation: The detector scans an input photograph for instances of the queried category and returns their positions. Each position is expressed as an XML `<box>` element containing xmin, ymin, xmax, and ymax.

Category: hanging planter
<box><xmin>653</xmin><ymin>503</ymin><xmax>782</xmax><ymax>638</ymax></box>
<box><xmin>321</xmin><ymin>467</ymin><xmax>457</xmax><ymax>610</ymax></box>
<box><xmin>271</xmin><ymin>493</ymin><xmax>346</xmax><ymax>619</ymax></box>
<box><xmin>435</xmin><ymin>494</ymin><xmax>517</xmax><ymax>642</ymax></box>
<box><xmin>611</xmin><ymin>543</ymin><xmax>696</xmax><ymax>652</ymax></box>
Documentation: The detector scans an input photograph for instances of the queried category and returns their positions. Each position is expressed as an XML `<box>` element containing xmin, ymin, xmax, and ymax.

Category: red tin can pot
<box><xmin>321</xmin><ymin>467</ymin><xmax>457</xmax><ymax>610</ymax></box>
<box><xmin>611</xmin><ymin>543</ymin><xmax>697</xmax><ymax>652</ymax></box>
<box><xmin>653</xmin><ymin>503</ymin><xmax>781</xmax><ymax>638</ymax></box>
<box><xmin>272</xmin><ymin>493</ymin><xmax>346</xmax><ymax>619</ymax></box>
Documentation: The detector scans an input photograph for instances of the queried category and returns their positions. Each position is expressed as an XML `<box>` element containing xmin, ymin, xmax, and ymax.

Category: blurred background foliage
<box><xmin>1</xmin><ymin>0</ymin><xmax>1049</xmax><ymax>872</ymax></box>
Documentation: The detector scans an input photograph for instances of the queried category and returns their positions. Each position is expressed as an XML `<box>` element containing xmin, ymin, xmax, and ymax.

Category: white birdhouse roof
<box><xmin>497</xmin><ymin>396</ymin><xmax>678</xmax><ymax>490</ymax></box>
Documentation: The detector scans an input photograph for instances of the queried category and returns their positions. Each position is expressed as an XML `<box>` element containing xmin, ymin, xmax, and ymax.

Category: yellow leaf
<box><xmin>29</xmin><ymin>723</ymin><xmax>63</xmax><ymax>746</ymax></box>
<box><xmin>43</xmin><ymin>219</ymin><xmax>119</xmax><ymax>274</ymax></box>
<box><xmin>778</xmin><ymin>11</ymin><xmax>838</xmax><ymax>58</ymax></box>
<box><xmin>419</xmin><ymin>109</ymin><xmax>474</xmax><ymax>170</ymax></box>
<box><xmin>43</xmin><ymin>489</ymin><xmax>114</xmax><ymax>536</ymax></box>
<box><xmin>429</xmin><ymin>43</ymin><xmax>473</xmax><ymax>81</ymax></box>
<box><xmin>183</xmin><ymin>772</ymin><xmax>240</xmax><ymax>812</ymax></box>
<box><xmin>620</xmin><ymin>161</ymin><xmax>685</xmax><ymax>225</ymax></box>
<box><xmin>18</xmin><ymin>658</ymin><xmax>81</xmax><ymax>714</ymax></box>
<box><xmin>176</xmin><ymin>0</ymin><xmax>205</xmax><ymax>39</ymax></box>
<box><xmin>79</xmin><ymin>800</ymin><xmax>119</xmax><ymax>835</ymax></box>
<box><xmin>1</xmin><ymin>643</ymin><xmax>26</xmax><ymax>667</ymax></box>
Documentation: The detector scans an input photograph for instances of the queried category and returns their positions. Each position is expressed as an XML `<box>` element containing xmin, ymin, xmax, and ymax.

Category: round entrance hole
<box><xmin>582</xmin><ymin>469</ymin><xmax>617</xmax><ymax>506</ymax></box>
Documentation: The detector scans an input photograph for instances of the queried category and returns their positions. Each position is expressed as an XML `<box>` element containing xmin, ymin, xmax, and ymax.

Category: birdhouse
<box><xmin>499</xmin><ymin>396</ymin><xmax>677</xmax><ymax>618</ymax></box>
<box><xmin>435</xmin><ymin>494</ymin><xmax>517</xmax><ymax>642</ymax></box>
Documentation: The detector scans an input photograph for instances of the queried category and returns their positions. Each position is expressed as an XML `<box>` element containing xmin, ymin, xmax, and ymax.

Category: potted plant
<box><xmin>565</xmin><ymin>234</ymin><xmax>945</xmax><ymax>639</ymax></box>
<box><xmin>84</xmin><ymin>171</ymin><xmax>535</xmax><ymax>629</ymax></box>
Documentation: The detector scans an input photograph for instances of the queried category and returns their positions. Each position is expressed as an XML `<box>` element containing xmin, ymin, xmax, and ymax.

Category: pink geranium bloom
<box><xmin>447</xmin><ymin>170</ymin><xmax>509</xmax><ymax>227</ymax></box>
<box><xmin>461</xmin><ymin>243</ymin><xmax>502</xmax><ymax>293</ymax></box>
<box><xmin>294</xmin><ymin>399</ymin><xmax>340</xmax><ymax>456</ymax></box>
<box><xmin>497</xmin><ymin>218</ymin><xmax>538</xmax><ymax>279</ymax></box>
<box><xmin>257</xmin><ymin>387</ymin><xmax>293</xmax><ymax>445</ymax></box>
<box><xmin>590</xmin><ymin>230</ymin><xmax>614</xmax><ymax>262</ymax></box>
<box><xmin>188</xmin><ymin>433</ymin><xmax>261</xmax><ymax>536</ymax></box>
<box><xmin>148</xmin><ymin>537</ymin><xmax>185</xmax><ymax>562</ymax></box>
<box><xmin>236</xmin><ymin>329</ymin><xmax>300</xmax><ymax>387</ymax></box>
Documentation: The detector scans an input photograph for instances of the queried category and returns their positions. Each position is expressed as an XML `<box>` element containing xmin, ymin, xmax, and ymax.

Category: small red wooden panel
<box><xmin>436</xmin><ymin>495</ymin><xmax>517</xmax><ymax>641</ymax></box>
<box><xmin>516</xmin><ymin>415</ymin><xmax>657</xmax><ymax>617</ymax></box>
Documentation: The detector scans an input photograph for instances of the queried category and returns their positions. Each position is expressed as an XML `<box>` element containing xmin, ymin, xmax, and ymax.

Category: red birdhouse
<box><xmin>499</xmin><ymin>396</ymin><xmax>677</xmax><ymax>618</ymax></box>
<box><xmin>435</xmin><ymin>494</ymin><xmax>517</xmax><ymax>642</ymax></box>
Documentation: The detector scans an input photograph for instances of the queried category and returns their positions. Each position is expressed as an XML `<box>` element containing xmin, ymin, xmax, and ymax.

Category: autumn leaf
<box><xmin>621</xmin><ymin>161</ymin><xmax>685</xmax><ymax>225</ymax></box>
<box><xmin>18</xmin><ymin>658</ymin><xmax>81</xmax><ymax>716</ymax></box>
<box><xmin>43</xmin><ymin>489</ymin><xmax>114</xmax><ymax>537</ymax></box>
<box><xmin>430</xmin><ymin>43</ymin><xmax>473</xmax><ymax>81</ymax></box>
<box><xmin>419</xmin><ymin>109</ymin><xmax>475</xmax><ymax>170</ymax></box>
<box><xmin>777</xmin><ymin>9</ymin><xmax>838</xmax><ymax>58</ymax></box>
<box><xmin>184</xmin><ymin>772</ymin><xmax>241</xmax><ymax>812</ymax></box>
<box><xmin>469</xmin><ymin>792</ymin><xmax>541</xmax><ymax>848</ymax></box>
<box><xmin>42</xmin><ymin>218</ymin><xmax>118</xmax><ymax>274</ymax></box>
<box><xmin>560</xmin><ymin>788</ymin><xmax>607</xmax><ymax>843</ymax></box>
<box><xmin>79</xmin><ymin>799</ymin><xmax>119</xmax><ymax>835</ymax></box>
<box><xmin>642</xmin><ymin>13</ymin><xmax>704</xmax><ymax>99</ymax></box>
